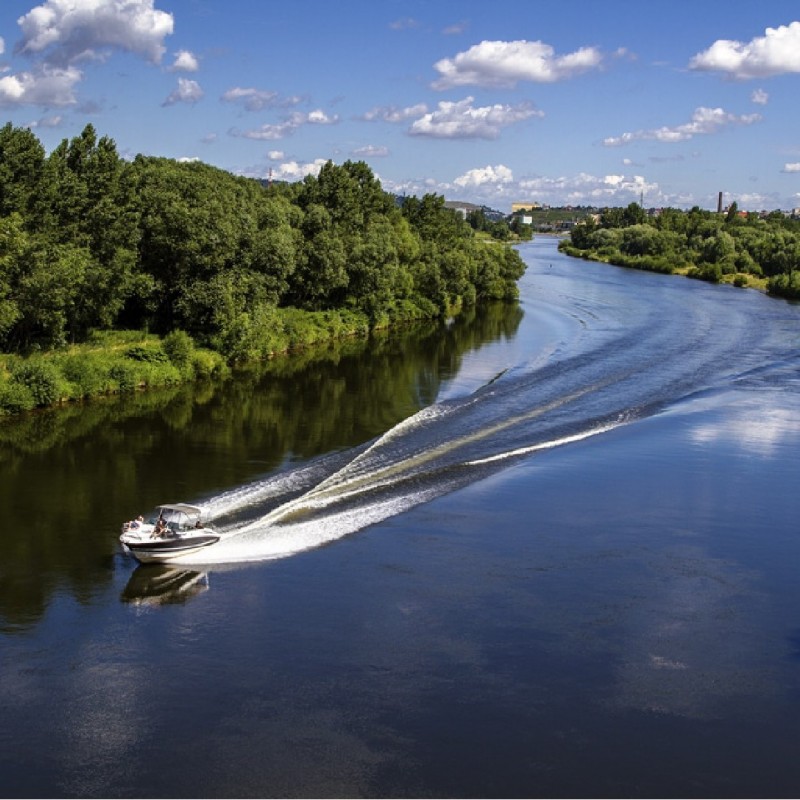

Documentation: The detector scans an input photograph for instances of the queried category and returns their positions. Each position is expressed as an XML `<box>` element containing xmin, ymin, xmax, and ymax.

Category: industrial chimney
<box><xmin>717</xmin><ymin>192</ymin><xmax>723</xmax><ymax>214</ymax></box>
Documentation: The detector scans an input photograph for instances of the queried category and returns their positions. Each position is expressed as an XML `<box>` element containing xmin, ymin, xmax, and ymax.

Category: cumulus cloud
<box><xmin>382</xmin><ymin>168</ymin><xmax>670</xmax><ymax>209</ymax></box>
<box><xmin>162</xmin><ymin>77</ymin><xmax>203</xmax><ymax>106</ymax></box>
<box><xmin>0</xmin><ymin>65</ymin><xmax>82</xmax><ymax>107</ymax></box>
<box><xmin>351</xmin><ymin>144</ymin><xmax>389</xmax><ymax>158</ymax></box>
<box><xmin>518</xmin><ymin>171</ymin><xmax>660</xmax><ymax>205</ymax></box>
<box><xmin>432</xmin><ymin>39</ymin><xmax>603</xmax><ymax>89</ymax></box>
<box><xmin>751</xmin><ymin>88</ymin><xmax>769</xmax><ymax>105</ymax></box>
<box><xmin>360</xmin><ymin>103</ymin><xmax>428</xmax><ymax>123</ymax></box>
<box><xmin>28</xmin><ymin>114</ymin><xmax>63</xmax><ymax>128</ymax></box>
<box><xmin>689</xmin><ymin>21</ymin><xmax>800</xmax><ymax>79</ymax></box>
<box><xmin>170</xmin><ymin>49</ymin><xmax>198</xmax><ymax>72</ymax></box>
<box><xmin>408</xmin><ymin>96</ymin><xmax>542</xmax><ymax>139</ymax></box>
<box><xmin>271</xmin><ymin>158</ymin><xmax>328</xmax><ymax>180</ymax></box>
<box><xmin>222</xmin><ymin>87</ymin><xmax>303</xmax><ymax>112</ymax></box>
<box><xmin>603</xmin><ymin>106</ymin><xmax>761</xmax><ymax>146</ymax></box>
<box><xmin>232</xmin><ymin>110</ymin><xmax>338</xmax><ymax>140</ymax></box>
<box><xmin>2</xmin><ymin>1</ymin><xmax>174</xmax><ymax>108</ymax></box>
<box><xmin>782</xmin><ymin>163</ymin><xmax>800</xmax><ymax>173</ymax></box>
<box><xmin>454</xmin><ymin>164</ymin><xmax>514</xmax><ymax>188</ymax></box>
<box><xmin>16</xmin><ymin>0</ymin><xmax>174</xmax><ymax>66</ymax></box>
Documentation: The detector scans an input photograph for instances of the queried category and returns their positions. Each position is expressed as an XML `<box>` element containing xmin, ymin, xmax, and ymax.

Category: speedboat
<box><xmin>120</xmin><ymin>503</ymin><xmax>220</xmax><ymax>563</ymax></box>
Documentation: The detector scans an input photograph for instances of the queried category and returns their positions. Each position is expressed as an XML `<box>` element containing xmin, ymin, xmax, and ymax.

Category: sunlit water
<box><xmin>2</xmin><ymin>238</ymin><xmax>800</xmax><ymax>798</ymax></box>
<box><xmin>175</xmin><ymin>238</ymin><xmax>799</xmax><ymax>567</ymax></box>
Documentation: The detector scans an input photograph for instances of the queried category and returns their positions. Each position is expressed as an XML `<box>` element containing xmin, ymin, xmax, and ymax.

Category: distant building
<box><xmin>512</xmin><ymin>202</ymin><xmax>542</xmax><ymax>213</ymax></box>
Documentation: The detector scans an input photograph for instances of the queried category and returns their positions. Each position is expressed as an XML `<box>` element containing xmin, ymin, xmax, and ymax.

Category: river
<box><xmin>1</xmin><ymin>237</ymin><xmax>799</xmax><ymax>798</ymax></box>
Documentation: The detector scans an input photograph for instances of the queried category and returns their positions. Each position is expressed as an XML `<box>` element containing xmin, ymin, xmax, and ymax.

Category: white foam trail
<box><xmin>201</xmin><ymin>456</ymin><xmax>337</xmax><ymax>520</ymax></box>
<box><xmin>465</xmin><ymin>421</ymin><xmax>621</xmax><ymax>465</ymax></box>
<box><xmin>178</xmin><ymin>489</ymin><xmax>440</xmax><ymax>565</ymax></box>
<box><xmin>172</xmin><ymin>418</ymin><xmax>628</xmax><ymax>566</ymax></box>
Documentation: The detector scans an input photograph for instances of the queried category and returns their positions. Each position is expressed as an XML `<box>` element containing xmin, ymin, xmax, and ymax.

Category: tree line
<box><xmin>0</xmin><ymin>122</ymin><xmax>526</xmax><ymax>360</ymax></box>
<box><xmin>560</xmin><ymin>202</ymin><xmax>800</xmax><ymax>299</ymax></box>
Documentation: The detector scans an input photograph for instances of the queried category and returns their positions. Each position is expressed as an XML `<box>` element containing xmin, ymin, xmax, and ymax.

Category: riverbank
<box><xmin>559</xmin><ymin>241</ymin><xmax>770</xmax><ymax>292</ymax></box>
<box><xmin>0</xmin><ymin>300</ymin><xmax>453</xmax><ymax>417</ymax></box>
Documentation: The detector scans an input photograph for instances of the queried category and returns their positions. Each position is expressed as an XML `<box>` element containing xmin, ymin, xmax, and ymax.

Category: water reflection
<box><xmin>0</xmin><ymin>300</ymin><xmax>523</xmax><ymax>628</ymax></box>
<box><xmin>121</xmin><ymin>565</ymin><xmax>209</xmax><ymax>607</ymax></box>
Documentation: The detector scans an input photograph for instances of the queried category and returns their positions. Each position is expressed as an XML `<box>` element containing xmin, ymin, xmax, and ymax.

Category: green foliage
<box><xmin>125</xmin><ymin>344</ymin><xmax>169</xmax><ymax>363</ymax></box>
<box><xmin>566</xmin><ymin>204</ymin><xmax>800</xmax><ymax>290</ymax></box>
<box><xmin>10</xmin><ymin>359</ymin><xmax>62</xmax><ymax>406</ymax></box>
<box><xmin>162</xmin><ymin>330</ymin><xmax>194</xmax><ymax>369</ymax></box>
<box><xmin>0</xmin><ymin>125</ymin><xmax>529</xmax><ymax>413</ymax></box>
<box><xmin>0</xmin><ymin>379</ymin><xmax>35</xmax><ymax>414</ymax></box>
<box><xmin>768</xmin><ymin>270</ymin><xmax>800</xmax><ymax>299</ymax></box>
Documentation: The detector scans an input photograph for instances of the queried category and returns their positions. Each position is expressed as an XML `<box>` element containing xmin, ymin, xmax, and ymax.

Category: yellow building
<box><xmin>511</xmin><ymin>202</ymin><xmax>542</xmax><ymax>213</ymax></box>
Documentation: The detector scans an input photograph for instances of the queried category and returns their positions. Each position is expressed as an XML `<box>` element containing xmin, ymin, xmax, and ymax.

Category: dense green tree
<box><xmin>0</xmin><ymin>124</ymin><xmax>45</xmax><ymax>220</ymax></box>
<box><xmin>0</xmin><ymin>125</ymin><xmax>527</xmax><ymax>359</ymax></box>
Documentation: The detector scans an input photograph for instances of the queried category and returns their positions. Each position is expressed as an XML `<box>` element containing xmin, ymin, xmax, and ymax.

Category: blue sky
<box><xmin>1</xmin><ymin>0</ymin><xmax>800</xmax><ymax>212</ymax></box>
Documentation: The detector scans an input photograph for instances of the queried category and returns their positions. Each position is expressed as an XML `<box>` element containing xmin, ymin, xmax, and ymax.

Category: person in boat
<box><xmin>152</xmin><ymin>516</ymin><xmax>168</xmax><ymax>538</ymax></box>
<box><xmin>131</xmin><ymin>515</ymin><xmax>144</xmax><ymax>528</ymax></box>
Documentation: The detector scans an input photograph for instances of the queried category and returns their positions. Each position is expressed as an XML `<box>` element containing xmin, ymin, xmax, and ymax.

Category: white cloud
<box><xmin>162</xmin><ymin>77</ymin><xmax>203</xmax><ymax>106</ymax></box>
<box><xmin>222</xmin><ymin>88</ymin><xmax>304</xmax><ymax>112</ymax></box>
<box><xmin>751</xmin><ymin>88</ymin><xmax>769</xmax><ymax>105</ymax></box>
<box><xmin>603</xmin><ymin>106</ymin><xmax>761</xmax><ymax>146</ymax></box>
<box><xmin>232</xmin><ymin>110</ymin><xmax>339</xmax><ymax>140</ymax></box>
<box><xmin>432</xmin><ymin>39</ymin><xmax>603</xmax><ymax>89</ymax></box>
<box><xmin>272</xmin><ymin>158</ymin><xmax>328</xmax><ymax>180</ymax></box>
<box><xmin>222</xmin><ymin>87</ymin><xmax>283</xmax><ymax>112</ymax></box>
<box><xmin>170</xmin><ymin>49</ymin><xmax>198</xmax><ymax>72</ymax></box>
<box><xmin>454</xmin><ymin>164</ymin><xmax>514</xmax><ymax>188</ymax></box>
<box><xmin>28</xmin><ymin>114</ymin><xmax>63</xmax><ymax>128</ymax></box>
<box><xmin>17</xmin><ymin>0</ymin><xmax>174</xmax><ymax>66</ymax></box>
<box><xmin>782</xmin><ymin>163</ymin><xmax>800</xmax><ymax>173</ymax></box>
<box><xmin>382</xmin><ymin>168</ymin><xmax>670</xmax><ymax>211</ymax></box>
<box><xmin>267</xmin><ymin>150</ymin><xmax>285</xmax><ymax>160</ymax></box>
<box><xmin>361</xmin><ymin>103</ymin><xmax>428</xmax><ymax>123</ymax></box>
<box><xmin>0</xmin><ymin>65</ymin><xmax>82</xmax><ymax>107</ymax></box>
<box><xmin>408</xmin><ymin>96</ymin><xmax>542</xmax><ymax>140</ymax></box>
<box><xmin>351</xmin><ymin>144</ymin><xmax>389</xmax><ymax>158</ymax></box>
<box><xmin>0</xmin><ymin>36</ymin><xmax>5</xmax><ymax>55</ymax></box>
<box><xmin>689</xmin><ymin>21</ymin><xmax>800</xmax><ymax>79</ymax></box>
<box><xmin>518</xmin><ymin>171</ymin><xmax>660</xmax><ymax>205</ymax></box>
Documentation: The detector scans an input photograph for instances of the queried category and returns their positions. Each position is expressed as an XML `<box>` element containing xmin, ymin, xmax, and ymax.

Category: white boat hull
<box><xmin>121</xmin><ymin>533</ymin><xmax>220</xmax><ymax>563</ymax></box>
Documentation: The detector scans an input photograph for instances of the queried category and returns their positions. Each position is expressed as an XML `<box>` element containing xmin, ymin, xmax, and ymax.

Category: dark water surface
<box><xmin>1</xmin><ymin>238</ymin><xmax>799</xmax><ymax>798</ymax></box>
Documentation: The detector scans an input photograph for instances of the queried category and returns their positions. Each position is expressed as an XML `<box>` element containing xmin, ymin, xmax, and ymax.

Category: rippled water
<box><xmin>1</xmin><ymin>238</ymin><xmax>799</xmax><ymax>798</ymax></box>
<box><xmin>180</xmin><ymin>238</ymin><xmax>799</xmax><ymax>567</ymax></box>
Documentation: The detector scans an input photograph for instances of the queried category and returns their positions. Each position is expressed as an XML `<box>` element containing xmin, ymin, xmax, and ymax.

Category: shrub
<box><xmin>0</xmin><ymin>381</ymin><xmax>35</xmax><ymax>414</ymax></box>
<box><xmin>109</xmin><ymin>362</ymin><xmax>139</xmax><ymax>392</ymax></box>
<box><xmin>162</xmin><ymin>330</ymin><xmax>195</xmax><ymax>369</ymax></box>
<box><xmin>10</xmin><ymin>360</ymin><xmax>62</xmax><ymax>406</ymax></box>
<box><xmin>125</xmin><ymin>344</ymin><xmax>169</xmax><ymax>363</ymax></box>
<box><xmin>60</xmin><ymin>355</ymin><xmax>110</xmax><ymax>397</ymax></box>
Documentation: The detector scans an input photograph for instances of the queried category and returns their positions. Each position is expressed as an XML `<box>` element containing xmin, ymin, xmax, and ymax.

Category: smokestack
<box><xmin>718</xmin><ymin>191</ymin><xmax>723</xmax><ymax>214</ymax></box>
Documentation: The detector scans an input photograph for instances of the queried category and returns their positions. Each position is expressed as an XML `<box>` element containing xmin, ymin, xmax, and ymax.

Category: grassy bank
<box><xmin>0</xmin><ymin>301</ymin><xmax>446</xmax><ymax>417</ymax></box>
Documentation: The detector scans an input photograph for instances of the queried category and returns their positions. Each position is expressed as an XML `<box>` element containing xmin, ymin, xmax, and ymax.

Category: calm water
<box><xmin>1</xmin><ymin>238</ymin><xmax>799</xmax><ymax>798</ymax></box>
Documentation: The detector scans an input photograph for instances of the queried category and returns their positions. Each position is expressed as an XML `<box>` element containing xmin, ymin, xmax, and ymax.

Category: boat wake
<box><xmin>172</xmin><ymin>243</ymin><xmax>796</xmax><ymax>567</ymax></box>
